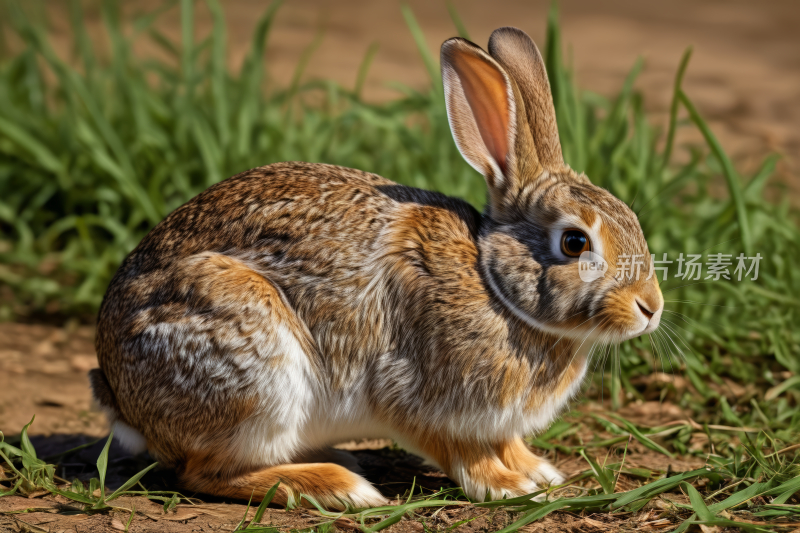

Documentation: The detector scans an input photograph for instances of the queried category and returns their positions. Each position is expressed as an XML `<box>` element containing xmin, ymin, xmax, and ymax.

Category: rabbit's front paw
<box><xmin>495</xmin><ymin>437</ymin><xmax>564</xmax><ymax>490</ymax></box>
<box><xmin>524</xmin><ymin>459</ymin><xmax>564</xmax><ymax>488</ymax></box>
<box><xmin>416</xmin><ymin>436</ymin><xmax>555</xmax><ymax>502</ymax></box>
<box><xmin>459</xmin><ymin>471</ymin><xmax>543</xmax><ymax>502</ymax></box>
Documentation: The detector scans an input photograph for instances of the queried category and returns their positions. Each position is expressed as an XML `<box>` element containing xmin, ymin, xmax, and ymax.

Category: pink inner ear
<box><xmin>450</xmin><ymin>51</ymin><xmax>511</xmax><ymax>175</ymax></box>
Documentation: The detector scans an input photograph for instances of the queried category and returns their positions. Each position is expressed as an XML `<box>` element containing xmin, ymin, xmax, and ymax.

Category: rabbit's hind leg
<box><xmin>136</xmin><ymin>253</ymin><xmax>385</xmax><ymax>509</ymax></box>
<box><xmin>112</xmin><ymin>252</ymin><xmax>324</xmax><ymax>474</ymax></box>
<box><xmin>180</xmin><ymin>455</ymin><xmax>387</xmax><ymax>510</ymax></box>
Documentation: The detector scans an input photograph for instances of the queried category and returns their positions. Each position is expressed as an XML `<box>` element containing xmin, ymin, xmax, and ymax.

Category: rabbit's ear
<box><xmin>488</xmin><ymin>27</ymin><xmax>563</xmax><ymax>172</ymax></box>
<box><xmin>441</xmin><ymin>38</ymin><xmax>533</xmax><ymax>199</ymax></box>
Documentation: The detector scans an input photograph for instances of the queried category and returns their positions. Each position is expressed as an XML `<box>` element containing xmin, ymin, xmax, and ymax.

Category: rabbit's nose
<box><xmin>637</xmin><ymin>292</ymin><xmax>663</xmax><ymax>334</ymax></box>
<box><xmin>636</xmin><ymin>299</ymin><xmax>654</xmax><ymax>320</ymax></box>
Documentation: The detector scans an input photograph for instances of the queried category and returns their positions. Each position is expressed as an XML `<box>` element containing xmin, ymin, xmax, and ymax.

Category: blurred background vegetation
<box><xmin>0</xmin><ymin>0</ymin><xmax>797</xmax><ymax>442</ymax></box>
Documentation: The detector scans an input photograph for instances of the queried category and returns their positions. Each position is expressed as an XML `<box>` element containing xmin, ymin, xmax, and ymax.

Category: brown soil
<box><xmin>0</xmin><ymin>492</ymin><xmax>675</xmax><ymax>533</ymax></box>
<box><xmin>0</xmin><ymin>323</ymin><xmax>106</xmax><ymax>438</ymax></box>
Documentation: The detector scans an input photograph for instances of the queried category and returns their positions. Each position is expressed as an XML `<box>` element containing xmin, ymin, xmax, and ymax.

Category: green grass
<box><xmin>0</xmin><ymin>0</ymin><xmax>799</xmax><ymax>531</ymax></box>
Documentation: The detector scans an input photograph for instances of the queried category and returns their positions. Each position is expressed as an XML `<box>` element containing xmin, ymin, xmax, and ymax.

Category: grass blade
<box><xmin>681</xmin><ymin>481</ymin><xmax>714</xmax><ymax>521</ymax></box>
<box><xmin>354</xmin><ymin>43</ymin><xmax>378</xmax><ymax>100</ymax></box>
<box><xmin>19</xmin><ymin>416</ymin><xmax>36</xmax><ymax>461</ymax></box>
<box><xmin>678</xmin><ymin>90</ymin><xmax>752</xmax><ymax>255</ymax></box>
<box><xmin>247</xmin><ymin>482</ymin><xmax>280</xmax><ymax>528</ymax></box>
<box><xmin>92</xmin><ymin>430</ymin><xmax>114</xmax><ymax>507</ymax></box>
<box><xmin>401</xmin><ymin>5</ymin><xmax>439</xmax><ymax>90</ymax></box>
<box><xmin>446</xmin><ymin>1</ymin><xmax>471</xmax><ymax>40</ymax></box>
<box><xmin>660</xmin><ymin>47</ymin><xmax>692</xmax><ymax>174</ymax></box>
<box><xmin>105</xmin><ymin>462</ymin><xmax>159</xmax><ymax>502</ymax></box>
<box><xmin>579</xmin><ymin>449</ymin><xmax>615</xmax><ymax>494</ymax></box>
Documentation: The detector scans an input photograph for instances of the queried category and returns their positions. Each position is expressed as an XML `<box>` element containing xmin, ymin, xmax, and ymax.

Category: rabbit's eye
<box><xmin>561</xmin><ymin>229</ymin><xmax>590</xmax><ymax>257</ymax></box>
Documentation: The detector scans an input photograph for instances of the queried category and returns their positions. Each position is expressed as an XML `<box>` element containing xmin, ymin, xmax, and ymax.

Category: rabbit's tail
<box><xmin>180</xmin><ymin>453</ymin><xmax>387</xmax><ymax>510</ymax></box>
<box><xmin>88</xmin><ymin>368</ymin><xmax>119</xmax><ymax>416</ymax></box>
<box><xmin>89</xmin><ymin>368</ymin><xmax>148</xmax><ymax>454</ymax></box>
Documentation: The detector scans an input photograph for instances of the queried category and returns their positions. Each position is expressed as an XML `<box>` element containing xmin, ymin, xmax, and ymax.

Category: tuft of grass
<box><xmin>0</xmin><ymin>416</ymin><xmax>188</xmax><ymax>510</ymax></box>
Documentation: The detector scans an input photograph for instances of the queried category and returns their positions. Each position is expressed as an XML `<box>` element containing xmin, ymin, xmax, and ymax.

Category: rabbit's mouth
<box><xmin>588</xmin><ymin>284</ymin><xmax>665</xmax><ymax>343</ymax></box>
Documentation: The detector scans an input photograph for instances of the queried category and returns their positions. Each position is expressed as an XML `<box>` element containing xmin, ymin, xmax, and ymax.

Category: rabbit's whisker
<box><xmin>664</xmin><ymin>299</ymin><xmax>736</xmax><ymax>309</ymax></box>
<box><xmin>646</xmin><ymin>332</ymin><xmax>659</xmax><ymax>372</ymax></box>
<box><xmin>592</xmin><ymin>341</ymin><xmax>613</xmax><ymax>404</ymax></box>
<box><xmin>661</xmin><ymin>327</ymin><xmax>681</xmax><ymax>371</ymax></box>
<box><xmin>561</xmin><ymin>316</ymin><xmax>609</xmax><ymax>374</ymax></box>
<box><xmin>660</xmin><ymin>318</ymin><xmax>695</xmax><ymax>363</ymax></box>
<box><xmin>613</xmin><ymin>344</ymin><xmax>621</xmax><ymax>403</ymax></box>
<box><xmin>643</xmin><ymin>326</ymin><xmax>666</xmax><ymax>374</ymax></box>
<box><xmin>655</xmin><ymin>324</ymin><xmax>684</xmax><ymax>372</ymax></box>
<box><xmin>587</xmin><ymin>329</ymin><xmax>614</xmax><ymax>391</ymax></box>
<box><xmin>661</xmin><ymin>313</ymin><xmax>696</xmax><ymax>332</ymax></box>
<box><xmin>663</xmin><ymin>308</ymin><xmax>729</xmax><ymax>332</ymax></box>
<box><xmin>543</xmin><ymin>309</ymin><xmax>600</xmax><ymax>358</ymax></box>
<box><xmin>697</xmin><ymin>237</ymin><xmax>737</xmax><ymax>255</ymax></box>
<box><xmin>532</xmin><ymin>314</ymin><xmax>598</xmax><ymax>389</ymax></box>
<box><xmin>582</xmin><ymin>325</ymin><xmax>611</xmax><ymax>377</ymax></box>
<box><xmin>654</xmin><ymin>328</ymin><xmax>679</xmax><ymax>377</ymax></box>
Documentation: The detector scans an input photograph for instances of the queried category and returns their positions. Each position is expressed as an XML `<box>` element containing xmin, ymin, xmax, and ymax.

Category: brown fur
<box><xmin>494</xmin><ymin>439</ymin><xmax>553</xmax><ymax>485</ymax></box>
<box><xmin>408</xmin><ymin>433</ymin><xmax>553</xmax><ymax>498</ymax></box>
<box><xmin>88</xmin><ymin>368</ymin><xmax>123</xmax><ymax>422</ymax></box>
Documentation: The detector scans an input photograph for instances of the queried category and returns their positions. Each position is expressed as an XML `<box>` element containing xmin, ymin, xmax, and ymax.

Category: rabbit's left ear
<box><xmin>441</xmin><ymin>37</ymin><xmax>543</xmax><ymax>215</ymax></box>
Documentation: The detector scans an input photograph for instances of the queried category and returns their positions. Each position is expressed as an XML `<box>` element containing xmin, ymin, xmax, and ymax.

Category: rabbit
<box><xmin>90</xmin><ymin>26</ymin><xmax>663</xmax><ymax>509</ymax></box>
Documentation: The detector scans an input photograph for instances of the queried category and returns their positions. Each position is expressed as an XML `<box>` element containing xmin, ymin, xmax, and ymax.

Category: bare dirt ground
<box><xmin>1</xmin><ymin>1</ymin><xmax>796</xmax><ymax>531</ymax></box>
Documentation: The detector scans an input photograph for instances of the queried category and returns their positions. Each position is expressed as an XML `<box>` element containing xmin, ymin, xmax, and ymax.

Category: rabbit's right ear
<box><xmin>441</xmin><ymin>38</ymin><xmax>540</xmax><ymax>210</ymax></box>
